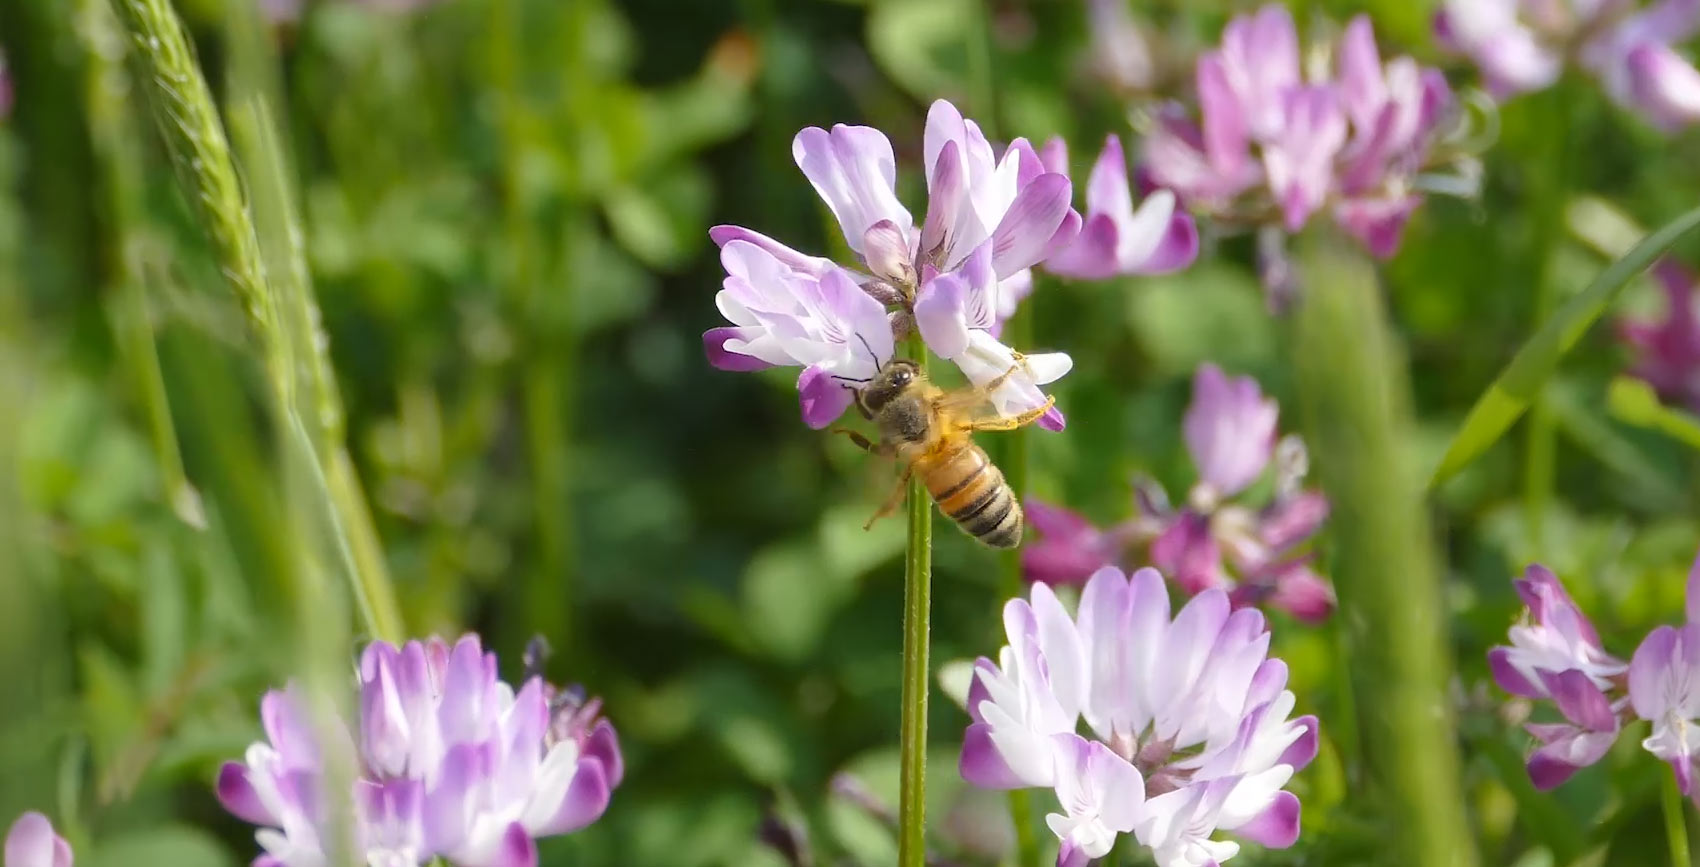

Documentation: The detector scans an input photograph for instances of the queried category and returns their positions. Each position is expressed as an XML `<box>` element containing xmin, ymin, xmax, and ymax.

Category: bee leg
<box><xmin>864</xmin><ymin>465</ymin><xmax>914</xmax><ymax>530</ymax></box>
<box><xmin>964</xmin><ymin>395</ymin><xmax>1056</xmax><ymax>431</ymax></box>
<box><xmin>975</xmin><ymin>361</ymin><xmax>1027</xmax><ymax>395</ymax></box>
<box><xmin>831</xmin><ymin>427</ymin><xmax>876</xmax><ymax>452</ymax></box>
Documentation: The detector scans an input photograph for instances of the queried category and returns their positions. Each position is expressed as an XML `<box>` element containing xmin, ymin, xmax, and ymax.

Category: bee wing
<box><xmin>930</xmin><ymin>382</ymin><xmax>1000</xmax><ymax>423</ymax></box>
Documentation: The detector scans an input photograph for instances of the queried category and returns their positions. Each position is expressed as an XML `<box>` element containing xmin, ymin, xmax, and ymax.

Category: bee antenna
<box><xmin>856</xmin><ymin>333</ymin><xmax>883</xmax><ymax>369</ymax></box>
<box><xmin>831</xmin><ymin>375</ymin><xmax>870</xmax><ymax>384</ymax></box>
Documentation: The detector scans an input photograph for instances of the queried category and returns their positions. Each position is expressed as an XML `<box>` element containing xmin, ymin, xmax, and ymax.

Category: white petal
<box><xmin>1115</xmin><ymin>190</ymin><xmax>1178</xmax><ymax>270</ymax></box>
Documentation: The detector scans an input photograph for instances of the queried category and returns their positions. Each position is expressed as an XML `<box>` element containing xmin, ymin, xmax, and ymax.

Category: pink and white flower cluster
<box><xmin>1023</xmin><ymin>364</ymin><xmax>1333</xmax><ymax>624</ymax></box>
<box><xmin>1145</xmin><ymin>6</ymin><xmax>1459</xmax><ymax>264</ymax></box>
<box><xmin>961</xmin><ymin>567</ymin><xmax>1318</xmax><ymax>867</ymax></box>
<box><xmin>1437</xmin><ymin>0</ymin><xmax>1700</xmax><ymax>130</ymax></box>
<box><xmin>217</xmin><ymin>635</ymin><xmax>621</xmax><ymax>867</ymax></box>
<box><xmin>706</xmin><ymin>100</ymin><xmax>1196</xmax><ymax>430</ymax></box>
<box><xmin>1489</xmin><ymin>550</ymin><xmax>1700</xmax><ymax>801</ymax></box>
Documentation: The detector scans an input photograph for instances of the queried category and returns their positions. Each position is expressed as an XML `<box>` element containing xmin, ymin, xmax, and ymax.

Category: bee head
<box><xmin>860</xmin><ymin>359</ymin><xmax>922</xmax><ymax>413</ymax></box>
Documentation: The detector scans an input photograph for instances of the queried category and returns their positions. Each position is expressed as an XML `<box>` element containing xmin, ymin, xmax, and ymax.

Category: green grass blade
<box><xmin>1429</xmin><ymin>202</ymin><xmax>1700</xmax><ymax>486</ymax></box>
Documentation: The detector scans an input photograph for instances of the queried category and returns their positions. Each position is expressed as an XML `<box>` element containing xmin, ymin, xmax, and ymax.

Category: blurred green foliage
<box><xmin>2</xmin><ymin>0</ymin><xmax>1700</xmax><ymax>865</ymax></box>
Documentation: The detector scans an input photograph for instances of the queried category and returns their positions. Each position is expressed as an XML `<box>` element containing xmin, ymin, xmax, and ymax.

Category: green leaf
<box><xmin>1430</xmin><ymin>202</ymin><xmax>1700</xmax><ymax>486</ymax></box>
<box><xmin>1607</xmin><ymin>376</ymin><xmax>1700</xmax><ymax>450</ymax></box>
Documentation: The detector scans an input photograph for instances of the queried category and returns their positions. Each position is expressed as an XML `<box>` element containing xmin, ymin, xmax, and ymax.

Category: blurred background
<box><xmin>3</xmin><ymin>0</ymin><xmax>1700</xmax><ymax>864</ymax></box>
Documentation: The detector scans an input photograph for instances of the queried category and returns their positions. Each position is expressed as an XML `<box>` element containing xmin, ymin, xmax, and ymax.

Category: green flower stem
<box><xmin>111</xmin><ymin>0</ymin><xmax>404</xmax><ymax>643</ymax></box>
<box><xmin>898</xmin><ymin>335</ymin><xmax>933</xmax><ymax>867</ymax></box>
<box><xmin>1664</xmin><ymin>772</ymin><xmax>1692</xmax><ymax>867</ymax></box>
<box><xmin>1005</xmin><ymin>789</ymin><xmax>1037</xmax><ymax>867</ymax></box>
<box><xmin>1104</xmin><ymin>832</ymin><xmax>1132</xmax><ymax>867</ymax></box>
<box><xmin>1294</xmin><ymin>232</ymin><xmax>1476</xmax><ymax>867</ymax></box>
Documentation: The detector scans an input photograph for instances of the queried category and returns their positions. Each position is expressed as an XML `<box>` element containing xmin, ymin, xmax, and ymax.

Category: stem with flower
<box><xmin>699</xmin><ymin>96</ymin><xmax>1206</xmax><ymax>866</ymax></box>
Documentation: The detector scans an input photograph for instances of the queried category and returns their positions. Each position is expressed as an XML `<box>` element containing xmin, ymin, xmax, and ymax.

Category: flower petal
<box><xmin>1197</xmin><ymin>55</ymin><xmax>1250</xmax><ymax>178</ymax></box>
<box><xmin>217</xmin><ymin>763</ymin><xmax>275</xmax><ymax>826</ymax></box>
<box><xmin>914</xmin><ymin>273</ymin><xmax>972</xmax><ymax>359</ymax></box>
<box><xmin>707</xmin><ymin>225</ymin><xmax>835</xmax><ymax>276</ymax></box>
<box><xmin>1132</xmin><ymin>200</ymin><xmax>1199</xmax><ymax>275</ymax></box>
<box><xmin>1625</xmin><ymin>42</ymin><xmax>1700</xmax><ymax>130</ymax></box>
<box><xmin>1231</xmin><ymin>790</ymin><xmax>1300</xmax><ymax>848</ymax></box>
<box><xmin>862</xmin><ymin>220</ymin><xmax>916</xmax><ymax>287</ymax></box>
<box><xmin>1279</xmin><ymin>714</ymin><xmax>1320</xmax><ymax>771</ymax></box>
<box><xmin>1039</xmin><ymin>136</ymin><xmax>1069</xmax><ymax>175</ymax></box>
<box><xmin>703</xmin><ymin>328</ymin><xmax>777</xmax><ymax>371</ymax></box>
<box><xmin>798</xmin><ymin>365</ymin><xmax>856</xmax><ymax>429</ymax></box>
<box><xmin>989</xmin><ymin>173</ymin><xmax>1075</xmax><ymax>278</ymax></box>
<box><xmin>533</xmin><ymin>757</ymin><xmax>611</xmax><ymax>836</ymax></box>
<box><xmin>1184</xmin><ymin>363</ymin><xmax>1279</xmax><ymax>497</ymax></box>
<box><xmin>1487</xmin><ymin>646</ymin><xmax>1542</xmax><ymax>699</ymax></box>
<box><xmin>5</xmin><ymin>813</ymin><xmax>72</xmax><ymax>867</ymax></box>
<box><xmin>1151</xmin><ymin>512</ymin><xmax>1226</xmax><ymax>595</ymax></box>
<box><xmin>793</xmin><ymin>125</ymin><xmax>913</xmax><ymax>252</ymax></box>
<box><xmin>1540</xmin><ymin>669</ymin><xmax>1617</xmax><ymax>732</ymax></box>
<box><xmin>1337</xmin><ymin>16</ymin><xmax>1386</xmax><ymax>129</ymax></box>
<box><xmin>959</xmin><ymin>723</ymin><xmax>1029</xmax><ymax>789</ymax></box>
<box><xmin>919</xmin><ymin>141</ymin><xmax>967</xmax><ymax>268</ymax></box>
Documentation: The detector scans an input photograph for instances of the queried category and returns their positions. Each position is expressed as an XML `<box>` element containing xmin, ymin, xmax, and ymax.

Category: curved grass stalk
<box><xmin>109</xmin><ymin>0</ymin><xmax>404</xmax><ymax>643</ymax></box>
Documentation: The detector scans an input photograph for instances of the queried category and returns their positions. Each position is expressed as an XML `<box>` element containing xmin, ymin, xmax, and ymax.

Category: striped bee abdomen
<box><xmin>922</xmin><ymin>442</ymin><xmax>1024</xmax><ymax>549</ymax></box>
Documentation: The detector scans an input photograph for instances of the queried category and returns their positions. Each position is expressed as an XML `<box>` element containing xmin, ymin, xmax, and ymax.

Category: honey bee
<box><xmin>836</xmin><ymin>358</ymin><xmax>1053</xmax><ymax>549</ymax></box>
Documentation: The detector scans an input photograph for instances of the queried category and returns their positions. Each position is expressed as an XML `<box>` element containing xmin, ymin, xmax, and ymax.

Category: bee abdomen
<box><xmin>925</xmin><ymin>445</ymin><xmax>1024</xmax><ymax>549</ymax></box>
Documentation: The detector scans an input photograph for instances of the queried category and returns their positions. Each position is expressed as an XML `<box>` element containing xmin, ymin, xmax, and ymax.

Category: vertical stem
<box><xmin>1522</xmin><ymin>79</ymin><xmax>1574</xmax><ymax>547</ymax></box>
<box><xmin>1006</xmin><ymin>789</ymin><xmax>1038</xmax><ymax>867</ymax></box>
<box><xmin>1293</xmin><ymin>232</ymin><xmax>1476</xmax><ymax>867</ymax></box>
<box><xmin>1103</xmin><ymin>833</ymin><xmax>1132</xmax><ymax>867</ymax></box>
<box><xmin>1664</xmin><ymin>772</ymin><xmax>1692</xmax><ymax>867</ymax></box>
<box><xmin>898</xmin><ymin>335</ymin><xmax>933</xmax><ymax>867</ymax></box>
